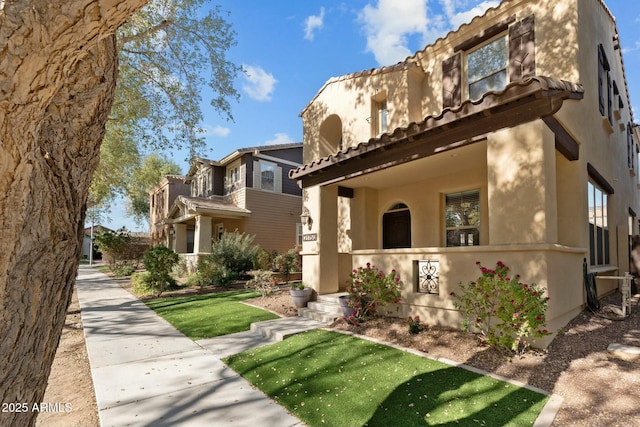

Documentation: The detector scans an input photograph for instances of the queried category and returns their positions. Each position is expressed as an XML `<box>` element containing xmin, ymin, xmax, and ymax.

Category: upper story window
<box><xmin>253</xmin><ymin>160</ymin><xmax>282</xmax><ymax>193</ymax></box>
<box><xmin>445</xmin><ymin>189</ymin><xmax>480</xmax><ymax>247</ymax></box>
<box><xmin>628</xmin><ymin>124</ymin><xmax>637</xmax><ymax>171</ymax></box>
<box><xmin>371</xmin><ymin>92</ymin><xmax>388</xmax><ymax>137</ymax></box>
<box><xmin>598</xmin><ymin>44</ymin><xmax>612</xmax><ymax>125</ymax></box>
<box><xmin>443</xmin><ymin>15</ymin><xmax>535</xmax><ymax>108</ymax></box>
<box><xmin>261</xmin><ymin>162</ymin><xmax>275</xmax><ymax>191</ymax></box>
<box><xmin>226</xmin><ymin>164</ymin><xmax>241</xmax><ymax>191</ymax></box>
<box><xmin>467</xmin><ymin>36</ymin><xmax>507</xmax><ymax>100</ymax></box>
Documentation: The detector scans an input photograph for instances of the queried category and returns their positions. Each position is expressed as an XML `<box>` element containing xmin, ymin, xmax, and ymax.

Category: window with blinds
<box><xmin>445</xmin><ymin>190</ymin><xmax>480</xmax><ymax>247</ymax></box>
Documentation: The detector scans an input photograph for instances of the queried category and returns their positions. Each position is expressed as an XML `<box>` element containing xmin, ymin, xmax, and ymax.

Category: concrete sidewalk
<box><xmin>76</xmin><ymin>265</ymin><xmax>306</xmax><ymax>427</ymax></box>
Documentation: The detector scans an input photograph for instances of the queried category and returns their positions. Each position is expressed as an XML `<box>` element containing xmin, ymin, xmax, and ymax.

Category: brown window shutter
<box><xmin>442</xmin><ymin>53</ymin><xmax>461</xmax><ymax>108</ymax></box>
<box><xmin>509</xmin><ymin>15</ymin><xmax>535</xmax><ymax>80</ymax></box>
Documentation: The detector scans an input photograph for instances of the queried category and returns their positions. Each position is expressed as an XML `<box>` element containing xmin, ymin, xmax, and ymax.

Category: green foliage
<box><xmin>273</xmin><ymin>249</ymin><xmax>300</xmax><ymax>283</ymax></box>
<box><xmin>452</xmin><ymin>261</ymin><xmax>551</xmax><ymax>353</ymax></box>
<box><xmin>407</xmin><ymin>316</ymin><xmax>424</xmax><ymax>334</ymax></box>
<box><xmin>254</xmin><ymin>248</ymin><xmax>278</xmax><ymax>270</ymax></box>
<box><xmin>112</xmin><ymin>265</ymin><xmax>135</xmax><ymax>277</ymax></box>
<box><xmin>344</xmin><ymin>263</ymin><xmax>402</xmax><ymax>324</ymax></box>
<box><xmin>145</xmin><ymin>290</ymin><xmax>279</xmax><ymax>340</ymax></box>
<box><xmin>126</xmin><ymin>154</ymin><xmax>182</xmax><ymax>225</ymax></box>
<box><xmin>224</xmin><ymin>330</ymin><xmax>548</xmax><ymax>427</ymax></box>
<box><xmin>195</xmin><ymin>255</ymin><xmax>238</xmax><ymax>288</ymax></box>
<box><xmin>89</xmin><ymin>0</ymin><xmax>240</xmax><ymax>210</ymax></box>
<box><xmin>131</xmin><ymin>271</ymin><xmax>155</xmax><ymax>295</ymax></box>
<box><xmin>245</xmin><ymin>270</ymin><xmax>277</xmax><ymax>298</ymax></box>
<box><xmin>140</xmin><ymin>245</ymin><xmax>180</xmax><ymax>296</ymax></box>
<box><xmin>208</xmin><ymin>231</ymin><xmax>260</xmax><ymax>276</ymax></box>
<box><xmin>94</xmin><ymin>230</ymin><xmax>144</xmax><ymax>272</ymax></box>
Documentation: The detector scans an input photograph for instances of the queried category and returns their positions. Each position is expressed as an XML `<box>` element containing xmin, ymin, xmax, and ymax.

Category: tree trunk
<box><xmin>0</xmin><ymin>1</ymin><xmax>147</xmax><ymax>425</ymax></box>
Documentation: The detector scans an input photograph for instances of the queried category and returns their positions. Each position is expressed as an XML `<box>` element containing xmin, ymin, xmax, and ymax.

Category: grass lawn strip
<box><xmin>144</xmin><ymin>290</ymin><xmax>280</xmax><ymax>340</ymax></box>
<box><xmin>224</xmin><ymin>329</ymin><xmax>548</xmax><ymax>427</ymax></box>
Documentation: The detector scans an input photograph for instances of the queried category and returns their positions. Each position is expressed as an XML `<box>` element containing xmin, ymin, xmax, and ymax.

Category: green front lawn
<box><xmin>224</xmin><ymin>329</ymin><xmax>548</xmax><ymax>427</ymax></box>
<box><xmin>144</xmin><ymin>290</ymin><xmax>280</xmax><ymax>340</ymax></box>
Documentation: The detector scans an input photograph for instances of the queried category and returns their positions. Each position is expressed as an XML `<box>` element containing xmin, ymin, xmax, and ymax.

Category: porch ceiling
<box><xmin>341</xmin><ymin>139</ymin><xmax>486</xmax><ymax>190</ymax></box>
<box><xmin>292</xmin><ymin>76</ymin><xmax>584</xmax><ymax>188</ymax></box>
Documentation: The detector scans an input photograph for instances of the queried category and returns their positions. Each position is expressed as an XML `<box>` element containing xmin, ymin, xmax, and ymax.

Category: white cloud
<box><xmin>304</xmin><ymin>7</ymin><xmax>325</xmax><ymax>41</ymax></box>
<box><xmin>440</xmin><ymin>0</ymin><xmax>499</xmax><ymax>29</ymax></box>
<box><xmin>358</xmin><ymin>0</ymin><xmax>499</xmax><ymax>66</ymax></box>
<box><xmin>264</xmin><ymin>133</ymin><xmax>296</xmax><ymax>146</ymax></box>
<box><xmin>358</xmin><ymin>0</ymin><xmax>429</xmax><ymax>65</ymax></box>
<box><xmin>201</xmin><ymin>124</ymin><xmax>231</xmax><ymax>137</ymax></box>
<box><xmin>242</xmin><ymin>65</ymin><xmax>277</xmax><ymax>102</ymax></box>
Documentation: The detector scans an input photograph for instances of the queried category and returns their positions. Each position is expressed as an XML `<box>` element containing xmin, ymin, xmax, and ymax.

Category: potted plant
<box><xmin>289</xmin><ymin>282</ymin><xmax>313</xmax><ymax>308</ymax></box>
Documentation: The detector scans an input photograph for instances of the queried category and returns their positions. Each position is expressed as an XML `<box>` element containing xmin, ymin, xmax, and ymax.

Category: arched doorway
<box><xmin>383</xmin><ymin>203</ymin><xmax>411</xmax><ymax>249</ymax></box>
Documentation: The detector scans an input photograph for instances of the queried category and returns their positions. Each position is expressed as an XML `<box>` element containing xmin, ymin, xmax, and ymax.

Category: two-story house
<box><xmin>150</xmin><ymin>175</ymin><xmax>190</xmax><ymax>246</ymax></box>
<box><xmin>291</xmin><ymin>0</ymin><xmax>640</xmax><ymax>344</ymax></box>
<box><xmin>151</xmin><ymin>143</ymin><xmax>303</xmax><ymax>268</ymax></box>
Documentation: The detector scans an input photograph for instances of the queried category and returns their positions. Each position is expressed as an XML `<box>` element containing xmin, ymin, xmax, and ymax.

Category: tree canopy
<box><xmin>126</xmin><ymin>153</ymin><xmax>182</xmax><ymax>226</ymax></box>
<box><xmin>91</xmin><ymin>0</ymin><xmax>240</xmax><ymax>211</ymax></box>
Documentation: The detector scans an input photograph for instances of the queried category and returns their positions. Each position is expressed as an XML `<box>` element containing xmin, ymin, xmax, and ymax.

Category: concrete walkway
<box><xmin>76</xmin><ymin>265</ymin><xmax>307</xmax><ymax>427</ymax></box>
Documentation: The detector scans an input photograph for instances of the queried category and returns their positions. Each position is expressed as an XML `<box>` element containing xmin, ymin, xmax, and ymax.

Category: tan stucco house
<box><xmin>151</xmin><ymin>143</ymin><xmax>303</xmax><ymax>268</ymax></box>
<box><xmin>291</xmin><ymin>0</ymin><xmax>640</xmax><ymax>342</ymax></box>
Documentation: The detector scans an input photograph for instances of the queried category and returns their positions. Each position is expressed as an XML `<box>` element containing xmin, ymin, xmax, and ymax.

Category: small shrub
<box><xmin>131</xmin><ymin>271</ymin><xmax>154</xmax><ymax>295</ymax></box>
<box><xmin>112</xmin><ymin>264</ymin><xmax>135</xmax><ymax>277</ymax></box>
<box><xmin>196</xmin><ymin>255</ymin><xmax>238</xmax><ymax>287</ymax></box>
<box><xmin>246</xmin><ymin>270</ymin><xmax>277</xmax><ymax>297</ymax></box>
<box><xmin>273</xmin><ymin>249</ymin><xmax>300</xmax><ymax>283</ymax></box>
<box><xmin>142</xmin><ymin>245</ymin><xmax>180</xmax><ymax>296</ymax></box>
<box><xmin>94</xmin><ymin>230</ymin><xmax>144</xmax><ymax>272</ymax></box>
<box><xmin>407</xmin><ymin>316</ymin><xmax>423</xmax><ymax>334</ymax></box>
<box><xmin>255</xmin><ymin>248</ymin><xmax>278</xmax><ymax>271</ymax></box>
<box><xmin>451</xmin><ymin>261</ymin><xmax>551</xmax><ymax>353</ymax></box>
<box><xmin>344</xmin><ymin>262</ymin><xmax>402</xmax><ymax>324</ymax></box>
<box><xmin>209</xmin><ymin>231</ymin><xmax>260</xmax><ymax>277</ymax></box>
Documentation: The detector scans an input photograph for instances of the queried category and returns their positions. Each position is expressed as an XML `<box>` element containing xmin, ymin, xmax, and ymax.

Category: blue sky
<box><xmin>100</xmin><ymin>0</ymin><xmax>640</xmax><ymax>231</ymax></box>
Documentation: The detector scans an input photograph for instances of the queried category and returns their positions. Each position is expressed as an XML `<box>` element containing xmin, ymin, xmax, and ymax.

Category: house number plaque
<box><xmin>302</xmin><ymin>233</ymin><xmax>317</xmax><ymax>242</ymax></box>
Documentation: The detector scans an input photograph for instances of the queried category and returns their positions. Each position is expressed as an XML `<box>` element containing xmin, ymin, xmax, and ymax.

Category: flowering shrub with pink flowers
<box><xmin>451</xmin><ymin>261</ymin><xmax>551</xmax><ymax>353</ymax></box>
<box><xmin>344</xmin><ymin>263</ymin><xmax>402</xmax><ymax>325</ymax></box>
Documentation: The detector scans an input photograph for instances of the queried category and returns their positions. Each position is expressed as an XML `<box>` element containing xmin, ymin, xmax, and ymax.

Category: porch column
<box><xmin>173</xmin><ymin>223</ymin><xmax>187</xmax><ymax>254</ymax></box>
<box><xmin>487</xmin><ymin>120</ymin><xmax>558</xmax><ymax>244</ymax></box>
<box><xmin>193</xmin><ymin>215</ymin><xmax>212</xmax><ymax>254</ymax></box>
<box><xmin>301</xmin><ymin>185</ymin><xmax>339</xmax><ymax>294</ymax></box>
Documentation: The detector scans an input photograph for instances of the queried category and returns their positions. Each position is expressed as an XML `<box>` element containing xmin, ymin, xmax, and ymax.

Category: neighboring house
<box><xmin>82</xmin><ymin>225</ymin><xmax>113</xmax><ymax>260</ymax></box>
<box><xmin>151</xmin><ymin>143</ymin><xmax>303</xmax><ymax>268</ymax></box>
<box><xmin>291</xmin><ymin>0</ymin><xmax>640</xmax><ymax>344</ymax></box>
<box><xmin>150</xmin><ymin>175</ymin><xmax>191</xmax><ymax>246</ymax></box>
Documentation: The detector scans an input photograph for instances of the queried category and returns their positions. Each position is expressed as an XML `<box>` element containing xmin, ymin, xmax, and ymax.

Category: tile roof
<box><xmin>290</xmin><ymin>76</ymin><xmax>584</xmax><ymax>183</ymax></box>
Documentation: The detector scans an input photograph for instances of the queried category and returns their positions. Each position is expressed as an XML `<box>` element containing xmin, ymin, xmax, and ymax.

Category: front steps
<box><xmin>298</xmin><ymin>292</ymin><xmax>347</xmax><ymax>323</ymax></box>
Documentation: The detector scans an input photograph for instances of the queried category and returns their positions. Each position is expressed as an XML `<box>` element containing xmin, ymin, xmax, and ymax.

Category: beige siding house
<box><xmin>151</xmin><ymin>143</ymin><xmax>303</xmax><ymax>268</ymax></box>
<box><xmin>291</xmin><ymin>0</ymin><xmax>640</xmax><ymax>344</ymax></box>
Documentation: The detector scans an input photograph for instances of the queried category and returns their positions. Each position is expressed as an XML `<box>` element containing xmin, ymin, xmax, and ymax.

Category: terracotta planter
<box><xmin>339</xmin><ymin>295</ymin><xmax>356</xmax><ymax>317</ymax></box>
<box><xmin>290</xmin><ymin>287</ymin><xmax>313</xmax><ymax>308</ymax></box>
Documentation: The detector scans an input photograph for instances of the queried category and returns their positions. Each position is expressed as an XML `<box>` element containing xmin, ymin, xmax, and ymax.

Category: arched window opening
<box><xmin>319</xmin><ymin>114</ymin><xmax>343</xmax><ymax>157</ymax></box>
<box><xmin>383</xmin><ymin>203</ymin><xmax>411</xmax><ymax>249</ymax></box>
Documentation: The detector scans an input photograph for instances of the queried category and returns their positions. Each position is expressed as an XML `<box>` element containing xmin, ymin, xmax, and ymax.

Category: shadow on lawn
<box><xmin>366</xmin><ymin>367</ymin><xmax>546</xmax><ymax>427</ymax></box>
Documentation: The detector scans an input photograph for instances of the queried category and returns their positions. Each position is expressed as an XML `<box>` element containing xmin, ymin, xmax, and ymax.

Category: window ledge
<box><xmin>614</xmin><ymin>109</ymin><xmax>622</xmax><ymax>121</ymax></box>
<box><xmin>590</xmin><ymin>265</ymin><xmax>618</xmax><ymax>274</ymax></box>
<box><xmin>602</xmin><ymin>117</ymin><xmax>614</xmax><ymax>135</ymax></box>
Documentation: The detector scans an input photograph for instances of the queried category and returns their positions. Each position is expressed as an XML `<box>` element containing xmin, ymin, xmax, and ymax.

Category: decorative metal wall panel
<box><xmin>417</xmin><ymin>260</ymin><xmax>440</xmax><ymax>294</ymax></box>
